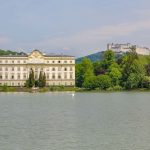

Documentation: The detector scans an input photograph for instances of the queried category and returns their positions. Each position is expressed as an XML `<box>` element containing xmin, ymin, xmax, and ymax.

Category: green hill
<box><xmin>76</xmin><ymin>51</ymin><xmax>105</xmax><ymax>63</ymax></box>
<box><xmin>76</xmin><ymin>51</ymin><xmax>123</xmax><ymax>63</ymax></box>
<box><xmin>0</xmin><ymin>49</ymin><xmax>26</xmax><ymax>56</ymax></box>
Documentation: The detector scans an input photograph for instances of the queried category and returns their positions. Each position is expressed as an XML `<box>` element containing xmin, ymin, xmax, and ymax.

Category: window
<box><xmin>17</xmin><ymin>67</ymin><xmax>20</xmax><ymax>71</ymax></box>
<box><xmin>5</xmin><ymin>67</ymin><xmax>8</xmax><ymax>71</ymax></box>
<box><xmin>12</xmin><ymin>60</ymin><xmax>14</xmax><ymax>63</ymax></box>
<box><xmin>64</xmin><ymin>67</ymin><xmax>67</xmax><ymax>71</ymax></box>
<box><xmin>47</xmin><ymin>61</ymin><xmax>49</xmax><ymax>63</ymax></box>
<box><xmin>23</xmin><ymin>68</ymin><xmax>26</xmax><ymax>71</ymax></box>
<box><xmin>0</xmin><ymin>67</ymin><xmax>2</xmax><ymax>71</ymax></box>
<box><xmin>17</xmin><ymin>60</ymin><xmax>20</xmax><ymax>64</ymax></box>
<box><xmin>12</xmin><ymin>67</ymin><xmax>14</xmax><ymax>71</ymax></box>
<box><xmin>17</xmin><ymin>74</ymin><xmax>20</xmax><ymax>79</ymax></box>
<box><xmin>64</xmin><ymin>73</ymin><xmax>67</xmax><ymax>79</ymax></box>
<box><xmin>23</xmin><ymin>74</ymin><xmax>26</xmax><ymax>79</ymax></box>
<box><xmin>70</xmin><ymin>67</ymin><xmax>73</xmax><ymax>71</ymax></box>
<box><xmin>52</xmin><ymin>68</ymin><xmax>55</xmax><ymax>71</ymax></box>
<box><xmin>70</xmin><ymin>73</ymin><xmax>73</xmax><ymax>79</ymax></box>
<box><xmin>5</xmin><ymin>74</ymin><xmax>8</xmax><ymax>79</ymax></box>
<box><xmin>46</xmin><ymin>73</ymin><xmax>49</xmax><ymax>79</ymax></box>
<box><xmin>58</xmin><ymin>67</ymin><xmax>61</xmax><ymax>71</ymax></box>
<box><xmin>58</xmin><ymin>73</ymin><xmax>61</xmax><ymax>79</ymax></box>
<box><xmin>52</xmin><ymin>61</ymin><xmax>55</xmax><ymax>63</ymax></box>
<box><xmin>5</xmin><ymin>60</ymin><xmax>8</xmax><ymax>63</ymax></box>
<box><xmin>64</xmin><ymin>60</ymin><xmax>67</xmax><ymax>63</ymax></box>
<box><xmin>0</xmin><ymin>74</ymin><xmax>2</xmax><ymax>79</ymax></box>
<box><xmin>24</xmin><ymin>60</ymin><xmax>26</xmax><ymax>63</ymax></box>
<box><xmin>52</xmin><ymin>73</ymin><xmax>55</xmax><ymax>79</ymax></box>
<box><xmin>58</xmin><ymin>60</ymin><xmax>61</xmax><ymax>63</ymax></box>
<box><xmin>11</xmin><ymin>75</ymin><xmax>14</xmax><ymax>79</ymax></box>
<box><xmin>0</xmin><ymin>60</ymin><xmax>2</xmax><ymax>63</ymax></box>
<box><xmin>70</xmin><ymin>60</ymin><xmax>72</xmax><ymax>63</ymax></box>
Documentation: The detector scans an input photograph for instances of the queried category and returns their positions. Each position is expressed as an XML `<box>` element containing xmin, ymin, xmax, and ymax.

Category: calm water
<box><xmin>0</xmin><ymin>92</ymin><xmax>150</xmax><ymax>150</ymax></box>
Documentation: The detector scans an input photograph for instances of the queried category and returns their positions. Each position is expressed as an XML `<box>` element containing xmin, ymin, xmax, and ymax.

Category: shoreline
<box><xmin>0</xmin><ymin>86</ymin><xmax>150</xmax><ymax>93</ymax></box>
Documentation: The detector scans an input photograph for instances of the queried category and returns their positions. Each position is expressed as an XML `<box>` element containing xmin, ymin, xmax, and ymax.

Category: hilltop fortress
<box><xmin>107</xmin><ymin>43</ymin><xmax>150</xmax><ymax>55</ymax></box>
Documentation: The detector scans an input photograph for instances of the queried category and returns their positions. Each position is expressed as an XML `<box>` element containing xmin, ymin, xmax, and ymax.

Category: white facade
<box><xmin>0</xmin><ymin>50</ymin><xmax>75</xmax><ymax>86</ymax></box>
<box><xmin>107</xmin><ymin>43</ymin><xmax>150</xmax><ymax>55</ymax></box>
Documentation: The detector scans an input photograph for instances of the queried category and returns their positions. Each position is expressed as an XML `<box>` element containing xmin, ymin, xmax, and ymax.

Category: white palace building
<box><xmin>0</xmin><ymin>50</ymin><xmax>75</xmax><ymax>86</ymax></box>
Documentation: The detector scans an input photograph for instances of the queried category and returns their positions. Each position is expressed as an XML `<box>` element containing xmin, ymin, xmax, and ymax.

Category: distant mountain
<box><xmin>76</xmin><ymin>51</ymin><xmax>105</xmax><ymax>63</ymax></box>
<box><xmin>76</xmin><ymin>51</ymin><xmax>124</xmax><ymax>63</ymax></box>
<box><xmin>0</xmin><ymin>49</ymin><xmax>26</xmax><ymax>56</ymax></box>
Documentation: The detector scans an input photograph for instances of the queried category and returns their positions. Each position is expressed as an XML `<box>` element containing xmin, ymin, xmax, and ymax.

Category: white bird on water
<box><xmin>72</xmin><ymin>93</ymin><xmax>75</xmax><ymax>97</ymax></box>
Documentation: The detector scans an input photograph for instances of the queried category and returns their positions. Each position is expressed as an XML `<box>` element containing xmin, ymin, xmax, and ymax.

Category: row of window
<box><xmin>0</xmin><ymin>73</ymin><xmax>73</xmax><ymax>80</ymax></box>
<box><xmin>0</xmin><ymin>60</ymin><xmax>26</xmax><ymax>64</ymax></box>
<box><xmin>0</xmin><ymin>60</ymin><xmax>73</xmax><ymax>64</ymax></box>
<box><xmin>0</xmin><ymin>67</ymin><xmax>73</xmax><ymax>72</ymax></box>
<box><xmin>0</xmin><ymin>82</ymin><xmax>73</xmax><ymax>86</ymax></box>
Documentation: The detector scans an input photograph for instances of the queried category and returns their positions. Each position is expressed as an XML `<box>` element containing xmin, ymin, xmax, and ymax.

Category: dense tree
<box><xmin>82</xmin><ymin>75</ymin><xmax>97</xmax><ymax>90</ymax></box>
<box><xmin>142</xmin><ymin>76</ymin><xmax>150</xmax><ymax>89</ymax></box>
<box><xmin>26</xmin><ymin>68</ymin><xmax>35</xmax><ymax>88</ymax></box>
<box><xmin>76</xmin><ymin>47</ymin><xmax>150</xmax><ymax>91</ymax></box>
<box><xmin>101</xmin><ymin>50</ymin><xmax>115</xmax><ymax>70</ymax></box>
<box><xmin>38</xmin><ymin>71</ymin><xmax>46</xmax><ymax>87</ymax></box>
<box><xmin>96</xmin><ymin>75</ymin><xmax>112</xmax><ymax>90</ymax></box>
<box><xmin>108</xmin><ymin>64</ymin><xmax>122</xmax><ymax>86</ymax></box>
<box><xmin>75</xmin><ymin>58</ymin><xmax>94</xmax><ymax>87</ymax></box>
<box><xmin>93</xmin><ymin>62</ymin><xmax>106</xmax><ymax>75</ymax></box>
<box><xmin>121</xmin><ymin>46</ymin><xmax>138</xmax><ymax>82</ymax></box>
<box><xmin>145</xmin><ymin>64</ymin><xmax>150</xmax><ymax>76</ymax></box>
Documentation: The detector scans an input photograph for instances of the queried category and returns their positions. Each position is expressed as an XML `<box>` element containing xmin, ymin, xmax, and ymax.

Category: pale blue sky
<box><xmin>0</xmin><ymin>0</ymin><xmax>150</xmax><ymax>57</ymax></box>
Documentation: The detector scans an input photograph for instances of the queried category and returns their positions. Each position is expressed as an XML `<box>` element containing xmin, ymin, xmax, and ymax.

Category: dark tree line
<box><xmin>76</xmin><ymin>48</ymin><xmax>150</xmax><ymax>90</ymax></box>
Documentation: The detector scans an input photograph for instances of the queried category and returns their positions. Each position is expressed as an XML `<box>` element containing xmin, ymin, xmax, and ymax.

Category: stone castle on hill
<box><xmin>107</xmin><ymin>43</ymin><xmax>150</xmax><ymax>55</ymax></box>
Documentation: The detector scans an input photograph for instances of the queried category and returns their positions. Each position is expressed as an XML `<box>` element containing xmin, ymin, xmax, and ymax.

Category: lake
<box><xmin>0</xmin><ymin>92</ymin><xmax>150</xmax><ymax>150</ymax></box>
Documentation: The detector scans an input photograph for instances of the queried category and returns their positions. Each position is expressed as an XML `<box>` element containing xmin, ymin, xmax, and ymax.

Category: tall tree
<box><xmin>101</xmin><ymin>50</ymin><xmax>115</xmax><ymax>70</ymax></box>
<box><xmin>26</xmin><ymin>68</ymin><xmax>35</xmax><ymax>88</ymax></box>
<box><xmin>75</xmin><ymin>58</ymin><xmax>94</xmax><ymax>87</ymax></box>
<box><xmin>38</xmin><ymin>71</ymin><xmax>46</xmax><ymax>87</ymax></box>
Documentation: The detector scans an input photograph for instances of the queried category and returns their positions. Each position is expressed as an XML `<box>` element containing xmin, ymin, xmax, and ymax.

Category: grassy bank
<box><xmin>0</xmin><ymin>85</ymin><xmax>150</xmax><ymax>93</ymax></box>
<box><xmin>0</xmin><ymin>86</ymin><xmax>77</xmax><ymax>92</ymax></box>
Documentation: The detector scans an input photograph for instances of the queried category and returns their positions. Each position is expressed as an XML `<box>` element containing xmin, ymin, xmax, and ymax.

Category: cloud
<box><xmin>32</xmin><ymin>19</ymin><xmax>150</xmax><ymax>48</ymax></box>
<box><xmin>0</xmin><ymin>37</ymin><xmax>11</xmax><ymax>44</ymax></box>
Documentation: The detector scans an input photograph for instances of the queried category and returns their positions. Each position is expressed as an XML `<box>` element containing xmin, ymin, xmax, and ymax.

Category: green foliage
<box><xmin>108</xmin><ymin>63</ymin><xmax>122</xmax><ymax>86</ymax></box>
<box><xmin>76</xmin><ymin>48</ymin><xmax>150</xmax><ymax>91</ymax></box>
<box><xmin>141</xmin><ymin>76</ymin><xmax>150</xmax><ymax>89</ymax></box>
<box><xmin>26</xmin><ymin>69</ymin><xmax>46</xmax><ymax>88</ymax></box>
<box><xmin>96</xmin><ymin>75</ymin><xmax>112</xmax><ymax>90</ymax></box>
<box><xmin>26</xmin><ymin>68</ymin><xmax>35</xmax><ymax>88</ymax></box>
<box><xmin>0</xmin><ymin>49</ymin><xmax>26</xmax><ymax>56</ymax></box>
<box><xmin>75</xmin><ymin>58</ymin><xmax>94</xmax><ymax>87</ymax></box>
<box><xmin>101</xmin><ymin>50</ymin><xmax>115</xmax><ymax>70</ymax></box>
<box><xmin>83</xmin><ymin>76</ymin><xmax>97</xmax><ymax>90</ymax></box>
<box><xmin>107</xmin><ymin>85</ymin><xmax>123</xmax><ymax>91</ymax></box>
<box><xmin>1</xmin><ymin>84</ymin><xmax>9</xmax><ymax>92</ymax></box>
<box><xmin>93</xmin><ymin>62</ymin><xmax>106</xmax><ymax>75</ymax></box>
<box><xmin>38</xmin><ymin>71</ymin><xmax>46</xmax><ymax>87</ymax></box>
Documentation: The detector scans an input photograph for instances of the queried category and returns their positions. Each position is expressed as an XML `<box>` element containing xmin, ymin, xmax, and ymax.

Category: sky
<box><xmin>0</xmin><ymin>0</ymin><xmax>150</xmax><ymax>57</ymax></box>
